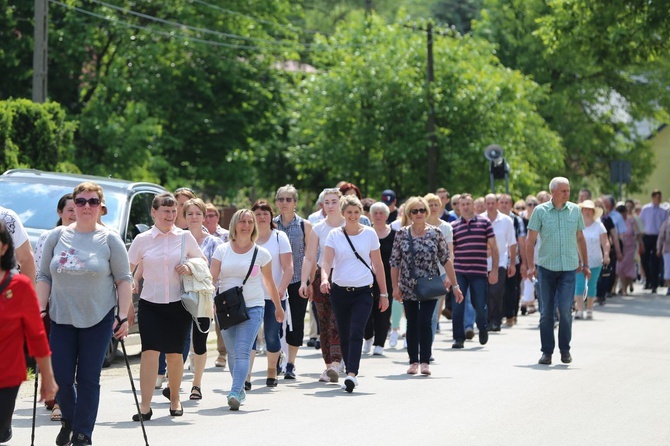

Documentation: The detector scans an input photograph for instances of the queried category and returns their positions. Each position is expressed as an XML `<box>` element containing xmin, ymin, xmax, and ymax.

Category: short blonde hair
<box><xmin>228</xmin><ymin>209</ymin><xmax>258</xmax><ymax>242</ymax></box>
<box><xmin>340</xmin><ymin>194</ymin><xmax>363</xmax><ymax>213</ymax></box>
<box><xmin>73</xmin><ymin>181</ymin><xmax>104</xmax><ymax>202</ymax></box>
<box><xmin>183</xmin><ymin>198</ymin><xmax>206</xmax><ymax>218</ymax></box>
<box><xmin>402</xmin><ymin>196</ymin><xmax>431</xmax><ymax>226</ymax></box>
<box><xmin>424</xmin><ymin>193</ymin><xmax>441</xmax><ymax>206</ymax></box>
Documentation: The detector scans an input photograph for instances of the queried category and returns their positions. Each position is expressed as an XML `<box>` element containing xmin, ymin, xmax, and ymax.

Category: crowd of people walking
<box><xmin>1</xmin><ymin>177</ymin><xmax>668</xmax><ymax>445</ymax></box>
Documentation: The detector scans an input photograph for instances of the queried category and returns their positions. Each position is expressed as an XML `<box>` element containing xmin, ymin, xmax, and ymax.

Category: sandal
<box><xmin>189</xmin><ymin>386</ymin><xmax>202</xmax><ymax>400</ymax></box>
<box><xmin>50</xmin><ymin>405</ymin><xmax>62</xmax><ymax>422</ymax></box>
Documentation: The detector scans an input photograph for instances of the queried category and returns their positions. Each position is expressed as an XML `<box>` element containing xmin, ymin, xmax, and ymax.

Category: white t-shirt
<box><xmin>0</xmin><ymin>206</ymin><xmax>29</xmax><ymax>248</ymax></box>
<box><xmin>312</xmin><ymin>219</ymin><xmax>342</xmax><ymax>266</ymax></box>
<box><xmin>212</xmin><ymin>243</ymin><xmax>272</xmax><ymax>308</ymax></box>
<box><xmin>325</xmin><ymin>226</ymin><xmax>380</xmax><ymax>287</ymax></box>
<box><xmin>258</xmin><ymin>229</ymin><xmax>292</xmax><ymax>300</ymax></box>
<box><xmin>481</xmin><ymin>211</ymin><xmax>517</xmax><ymax>269</ymax></box>
<box><xmin>434</xmin><ymin>221</ymin><xmax>453</xmax><ymax>275</ymax></box>
<box><xmin>583</xmin><ymin>221</ymin><xmax>607</xmax><ymax>268</ymax></box>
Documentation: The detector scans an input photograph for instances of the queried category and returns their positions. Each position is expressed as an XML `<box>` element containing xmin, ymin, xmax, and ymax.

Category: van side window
<box><xmin>126</xmin><ymin>192</ymin><xmax>155</xmax><ymax>244</ymax></box>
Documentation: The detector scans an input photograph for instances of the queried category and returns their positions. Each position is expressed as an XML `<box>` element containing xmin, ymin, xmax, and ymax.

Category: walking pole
<box><xmin>31</xmin><ymin>364</ymin><xmax>39</xmax><ymax>446</ymax></box>
<box><xmin>115</xmin><ymin>326</ymin><xmax>150</xmax><ymax>446</ymax></box>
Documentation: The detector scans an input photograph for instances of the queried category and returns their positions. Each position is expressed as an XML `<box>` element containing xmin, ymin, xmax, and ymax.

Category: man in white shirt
<box><xmin>0</xmin><ymin>206</ymin><xmax>36</xmax><ymax>283</ymax></box>
<box><xmin>480</xmin><ymin>194</ymin><xmax>516</xmax><ymax>331</ymax></box>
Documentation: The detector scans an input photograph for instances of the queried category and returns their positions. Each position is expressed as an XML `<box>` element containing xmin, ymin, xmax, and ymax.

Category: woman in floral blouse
<box><xmin>390</xmin><ymin>196</ymin><xmax>463</xmax><ymax>376</ymax></box>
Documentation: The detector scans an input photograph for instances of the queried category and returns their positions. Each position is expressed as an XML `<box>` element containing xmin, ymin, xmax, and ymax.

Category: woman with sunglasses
<box><xmin>273</xmin><ymin>185</ymin><xmax>312</xmax><ymax>379</ymax></box>
<box><xmin>127</xmin><ymin>193</ymin><xmax>204</xmax><ymax>421</ymax></box>
<box><xmin>36</xmin><ymin>182</ymin><xmax>133</xmax><ymax>446</ymax></box>
<box><xmin>390</xmin><ymin>196</ymin><xmax>462</xmax><ymax>376</ymax></box>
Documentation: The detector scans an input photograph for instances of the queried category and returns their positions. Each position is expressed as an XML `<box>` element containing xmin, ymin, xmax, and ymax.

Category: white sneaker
<box><xmin>373</xmin><ymin>345</ymin><xmax>383</xmax><ymax>355</ymax></box>
<box><xmin>403</xmin><ymin>338</ymin><xmax>407</xmax><ymax>349</ymax></box>
<box><xmin>586</xmin><ymin>310</ymin><xmax>593</xmax><ymax>320</ymax></box>
<box><xmin>337</xmin><ymin>361</ymin><xmax>345</xmax><ymax>373</ymax></box>
<box><xmin>342</xmin><ymin>375</ymin><xmax>358</xmax><ymax>393</ymax></box>
<box><xmin>155</xmin><ymin>374</ymin><xmax>166</xmax><ymax>389</ymax></box>
<box><xmin>389</xmin><ymin>330</ymin><xmax>399</xmax><ymax>347</ymax></box>
<box><xmin>318</xmin><ymin>370</ymin><xmax>330</xmax><ymax>382</ymax></box>
<box><xmin>574</xmin><ymin>310</ymin><xmax>583</xmax><ymax>320</ymax></box>
<box><xmin>362</xmin><ymin>338</ymin><xmax>373</xmax><ymax>354</ymax></box>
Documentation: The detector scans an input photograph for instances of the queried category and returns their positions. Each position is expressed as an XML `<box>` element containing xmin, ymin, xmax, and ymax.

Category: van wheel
<box><xmin>102</xmin><ymin>338</ymin><xmax>119</xmax><ymax>368</ymax></box>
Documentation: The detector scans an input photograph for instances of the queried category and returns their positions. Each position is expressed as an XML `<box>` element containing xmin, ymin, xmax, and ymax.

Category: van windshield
<box><xmin>0</xmin><ymin>181</ymin><xmax>123</xmax><ymax>231</ymax></box>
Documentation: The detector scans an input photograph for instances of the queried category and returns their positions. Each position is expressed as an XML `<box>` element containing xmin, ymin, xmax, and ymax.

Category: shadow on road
<box><xmin>596</xmin><ymin>293</ymin><xmax>670</xmax><ymax>318</ymax></box>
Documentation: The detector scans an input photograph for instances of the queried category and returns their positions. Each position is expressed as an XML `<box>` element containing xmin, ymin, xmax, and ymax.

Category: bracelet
<box><xmin>379</xmin><ymin>293</ymin><xmax>389</xmax><ymax>298</ymax></box>
<box><xmin>452</xmin><ymin>285</ymin><xmax>461</xmax><ymax>290</ymax></box>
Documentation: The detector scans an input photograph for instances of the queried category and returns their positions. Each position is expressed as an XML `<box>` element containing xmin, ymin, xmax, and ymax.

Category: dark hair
<box><xmin>251</xmin><ymin>200</ymin><xmax>277</xmax><ymax>229</ymax></box>
<box><xmin>339</xmin><ymin>182</ymin><xmax>362</xmax><ymax>200</ymax></box>
<box><xmin>652</xmin><ymin>189</ymin><xmax>662</xmax><ymax>198</ymax></box>
<box><xmin>361</xmin><ymin>197</ymin><xmax>376</xmax><ymax>213</ymax></box>
<box><xmin>152</xmin><ymin>193</ymin><xmax>177</xmax><ymax>210</ymax></box>
<box><xmin>616</xmin><ymin>204</ymin><xmax>627</xmax><ymax>215</ymax></box>
<box><xmin>0</xmin><ymin>220</ymin><xmax>17</xmax><ymax>271</ymax></box>
<box><xmin>55</xmin><ymin>193</ymin><xmax>73</xmax><ymax>226</ymax></box>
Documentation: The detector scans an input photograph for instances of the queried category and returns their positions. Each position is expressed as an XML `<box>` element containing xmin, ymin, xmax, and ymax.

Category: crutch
<box><xmin>30</xmin><ymin>364</ymin><xmax>38</xmax><ymax>446</ymax></box>
<box><xmin>115</xmin><ymin>325</ymin><xmax>150</xmax><ymax>446</ymax></box>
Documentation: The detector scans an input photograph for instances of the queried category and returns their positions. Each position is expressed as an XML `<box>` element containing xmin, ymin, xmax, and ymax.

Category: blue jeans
<box><xmin>405</xmin><ymin>299</ymin><xmax>438</xmax><ymax>364</ymax></box>
<box><xmin>330</xmin><ymin>285</ymin><xmax>374</xmax><ymax>376</ymax></box>
<box><xmin>221</xmin><ymin>306</ymin><xmax>264</xmax><ymax>396</ymax></box>
<box><xmin>452</xmin><ymin>274</ymin><xmax>488</xmax><ymax>341</ymax></box>
<box><xmin>537</xmin><ymin>266</ymin><xmax>576</xmax><ymax>354</ymax></box>
<box><xmin>50</xmin><ymin>309</ymin><xmax>114</xmax><ymax>441</ymax></box>
<box><xmin>464</xmin><ymin>289</ymin><xmax>475</xmax><ymax>329</ymax></box>
<box><xmin>263</xmin><ymin>300</ymin><xmax>286</xmax><ymax>353</ymax></box>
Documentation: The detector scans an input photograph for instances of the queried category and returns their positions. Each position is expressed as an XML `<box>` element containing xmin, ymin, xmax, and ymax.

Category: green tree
<box><xmin>0</xmin><ymin>98</ymin><xmax>77</xmax><ymax>172</ymax></box>
<box><xmin>288</xmin><ymin>13</ymin><xmax>563</xmax><ymax>199</ymax></box>
<box><xmin>475</xmin><ymin>0</ymin><xmax>670</xmax><ymax>193</ymax></box>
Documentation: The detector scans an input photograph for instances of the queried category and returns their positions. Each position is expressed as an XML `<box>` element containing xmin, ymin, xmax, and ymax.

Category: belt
<box><xmin>333</xmin><ymin>283</ymin><xmax>373</xmax><ymax>293</ymax></box>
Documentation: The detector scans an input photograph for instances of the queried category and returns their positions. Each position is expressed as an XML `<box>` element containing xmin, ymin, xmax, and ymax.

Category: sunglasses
<box><xmin>74</xmin><ymin>197</ymin><xmax>101</xmax><ymax>208</ymax></box>
<box><xmin>410</xmin><ymin>208</ymin><xmax>427</xmax><ymax>215</ymax></box>
<box><xmin>174</xmin><ymin>187</ymin><xmax>195</xmax><ymax>195</ymax></box>
<box><xmin>515</xmin><ymin>207</ymin><xmax>526</xmax><ymax>211</ymax></box>
<box><xmin>275</xmin><ymin>197</ymin><xmax>295</xmax><ymax>203</ymax></box>
<box><xmin>525</xmin><ymin>202</ymin><xmax>536</xmax><ymax>207</ymax></box>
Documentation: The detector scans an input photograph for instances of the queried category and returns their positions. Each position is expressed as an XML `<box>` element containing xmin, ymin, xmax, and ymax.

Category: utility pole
<box><xmin>33</xmin><ymin>0</ymin><xmax>48</xmax><ymax>103</ymax></box>
<box><xmin>426</xmin><ymin>22</ymin><xmax>437</xmax><ymax>192</ymax></box>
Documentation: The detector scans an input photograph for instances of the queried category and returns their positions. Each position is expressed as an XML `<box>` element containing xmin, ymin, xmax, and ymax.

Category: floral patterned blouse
<box><xmin>389</xmin><ymin>225</ymin><xmax>450</xmax><ymax>301</ymax></box>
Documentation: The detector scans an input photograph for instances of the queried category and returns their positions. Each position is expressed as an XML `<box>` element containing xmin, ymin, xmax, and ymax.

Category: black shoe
<box><xmin>0</xmin><ymin>427</ymin><xmax>11</xmax><ymax>443</ymax></box>
<box><xmin>479</xmin><ymin>329</ymin><xmax>489</xmax><ymax>345</ymax></box>
<box><xmin>652</xmin><ymin>288</ymin><xmax>658</xmax><ymax>294</ymax></box>
<box><xmin>266</xmin><ymin>378</ymin><xmax>278</xmax><ymax>387</ymax></box>
<box><xmin>56</xmin><ymin>420</ymin><xmax>72</xmax><ymax>445</ymax></box>
<box><xmin>538</xmin><ymin>353</ymin><xmax>552</xmax><ymax>365</ymax></box>
<box><xmin>314</xmin><ymin>340</ymin><xmax>321</xmax><ymax>350</ymax></box>
<box><xmin>169</xmin><ymin>404</ymin><xmax>183</xmax><ymax>417</ymax></box>
<box><xmin>561</xmin><ymin>352</ymin><xmax>572</xmax><ymax>364</ymax></box>
<box><xmin>307</xmin><ymin>337</ymin><xmax>316</xmax><ymax>347</ymax></box>
<box><xmin>132</xmin><ymin>408</ymin><xmax>153</xmax><ymax>422</ymax></box>
<box><xmin>244</xmin><ymin>381</ymin><xmax>252</xmax><ymax>391</ymax></box>
<box><xmin>520</xmin><ymin>306</ymin><xmax>527</xmax><ymax>316</ymax></box>
<box><xmin>452</xmin><ymin>340</ymin><xmax>464</xmax><ymax>349</ymax></box>
<box><xmin>284</xmin><ymin>362</ymin><xmax>296</xmax><ymax>379</ymax></box>
<box><xmin>489</xmin><ymin>324</ymin><xmax>501</xmax><ymax>332</ymax></box>
<box><xmin>162</xmin><ymin>386</ymin><xmax>171</xmax><ymax>400</ymax></box>
<box><xmin>71</xmin><ymin>433</ymin><xmax>92</xmax><ymax>446</ymax></box>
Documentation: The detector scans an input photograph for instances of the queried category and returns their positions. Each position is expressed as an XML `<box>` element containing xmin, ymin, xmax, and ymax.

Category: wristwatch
<box><xmin>379</xmin><ymin>293</ymin><xmax>389</xmax><ymax>298</ymax></box>
<box><xmin>452</xmin><ymin>285</ymin><xmax>461</xmax><ymax>290</ymax></box>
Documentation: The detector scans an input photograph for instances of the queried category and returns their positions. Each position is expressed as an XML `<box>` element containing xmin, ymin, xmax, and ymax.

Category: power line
<box><xmin>189</xmin><ymin>0</ymin><xmax>323</xmax><ymax>36</ymax></box>
<box><xmin>86</xmin><ymin>0</ymin><xmax>305</xmax><ymax>48</ymax></box>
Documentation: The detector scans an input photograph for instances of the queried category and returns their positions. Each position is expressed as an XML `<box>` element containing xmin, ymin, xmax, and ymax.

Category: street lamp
<box><xmin>484</xmin><ymin>144</ymin><xmax>510</xmax><ymax>194</ymax></box>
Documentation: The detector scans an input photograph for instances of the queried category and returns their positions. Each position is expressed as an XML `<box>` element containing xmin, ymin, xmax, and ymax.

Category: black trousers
<box><xmin>487</xmin><ymin>267</ymin><xmax>507</xmax><ymax>326</ymax></box>
<box><xmin>503</xmin><ymin>264</ymin><xmax>522</xmax><ymax>318</ymax></box>
<box><xmin>642</xmin><ymin>235</ymin><xmax>661</xmax><ymax>289</ymax></box>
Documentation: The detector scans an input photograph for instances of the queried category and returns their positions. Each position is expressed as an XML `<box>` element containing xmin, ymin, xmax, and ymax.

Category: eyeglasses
<box><xmin>525</xmin><ymin>202</ymin><xmax>536</xmax><ymax>207</ymax></box>
<box><xmin>515</xmin><ymin>207</ymin><xmax>526</xmax><ymax>211</ymax></box>
<box><xmin>322</xmin><ymin>188</ymin><xmax>340</xmax><ymax>195</ymax></box>
<box><xmin>174</xmin><ymin>187</ymin><xmax>195</xmax><ymax>195</ymax></box>
<box><xmin>275</xmin><ymin>197</ymin><xmax>295</xmax><ymax>203</ymax></box>
<box><xmin>74</xmin><ymin>197</ymin><xmax>101</xmax><ymax>208</ymax></box>
<box><xmin>205</xmin><ymin>214</ymin><xmax>219</xmax><ymax>219</ymax></box>
<box><xmin>410</xmin><ymin>208</ymin><xmax>427</xmax><ymax>215</ymax></box>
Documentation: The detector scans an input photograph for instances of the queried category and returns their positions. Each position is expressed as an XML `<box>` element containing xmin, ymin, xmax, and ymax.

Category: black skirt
<box><xmin>138</xmin><ymin>299</ymin><xmax>191</xmax><ymax>353</ymax></box>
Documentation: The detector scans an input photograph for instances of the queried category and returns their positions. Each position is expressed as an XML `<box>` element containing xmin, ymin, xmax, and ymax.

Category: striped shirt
<box><xmin>451</xmin><ymin>215</ymin><xmax>494</xmax><ymax>276</ymax></box>
<box><xmin>527</xmin><ymin>200</ymin><xmax>585</xmax><ymax>271</ymax></box>
<box><xmin>273</xmin><ymin>213</ymin><xmax>306</xmax><ymax>284</ymax></box>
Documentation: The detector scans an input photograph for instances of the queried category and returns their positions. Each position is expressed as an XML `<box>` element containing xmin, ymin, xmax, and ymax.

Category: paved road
<box><xmin>9</xmin><ymin>285</ymin><xmax>670</xmax><ymax>445</ymax></box>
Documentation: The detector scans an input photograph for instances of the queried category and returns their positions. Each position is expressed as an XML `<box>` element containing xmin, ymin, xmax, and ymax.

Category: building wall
<box><xmin>631</xmin><ymin>125</ymin><xmax>670</xmax><ymax>203</ymax></box>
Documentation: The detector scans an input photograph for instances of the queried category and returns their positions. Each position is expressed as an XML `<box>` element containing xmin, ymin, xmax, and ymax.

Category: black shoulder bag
<box><xmin>407</xmin><ymin>228</ymin><xmax>446</xmax><ymax>301</ymax></box>
<box><xmin>341</xmin><ymin>228</ymin><xmax>379</xmax><ymax>298</ymax></box>
<box><xmin>214</xmin><ymin>246</ymin><xmax>258</xmax><ymax>330</ymax></box>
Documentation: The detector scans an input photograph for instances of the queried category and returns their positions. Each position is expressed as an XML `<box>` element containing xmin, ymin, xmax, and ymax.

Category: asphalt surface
<box><xmin>9</xmin><ymin>284</ymin><xmax>670</xmax><ymax>445</ymax></box>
